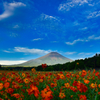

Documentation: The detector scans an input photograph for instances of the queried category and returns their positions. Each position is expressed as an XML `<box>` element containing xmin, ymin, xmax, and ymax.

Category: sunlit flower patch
<box><xmin>0</xmin><ymin>68</ymin><xmax>100</xmax><ymax>100</ymax></box>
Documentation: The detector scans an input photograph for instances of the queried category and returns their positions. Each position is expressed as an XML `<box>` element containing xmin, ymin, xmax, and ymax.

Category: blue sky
<box><xmin>0</xmin><ymin>0</ymin><xmax>100</xmax><ymax>65</ymax></box>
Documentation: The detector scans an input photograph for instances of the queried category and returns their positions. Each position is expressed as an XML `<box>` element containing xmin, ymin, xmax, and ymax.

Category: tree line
<box><xmin>0</xmin><ymin>53</ymin><xmax>100</xmax><ymax>71</ymax></box>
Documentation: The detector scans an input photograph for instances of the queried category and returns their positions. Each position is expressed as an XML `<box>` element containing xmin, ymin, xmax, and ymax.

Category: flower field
<box><xmin>0</xmin><ymin>68</ymin><xmax>100</xmax><ymax>100</ymax></box>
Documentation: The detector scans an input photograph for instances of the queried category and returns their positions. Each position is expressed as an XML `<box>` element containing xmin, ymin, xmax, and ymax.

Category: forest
<box><xmin>0</xmin><ymin>53</ymin><xmax>100</xmax><ymax>71</ymax></box>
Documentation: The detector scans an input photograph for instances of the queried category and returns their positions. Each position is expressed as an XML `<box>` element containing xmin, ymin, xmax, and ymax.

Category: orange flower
<box><xmin>31</xmin><ymin>68</ymin><xmax>36</xmax><ymax>73</ymax></box>
<box><xmin>22</xmin><ymin>73</ymin><xmax>25</xmax><ymax>77</ymax></box>
<box><xmin>66</xmin><ymin>73</ymin><xmax>70</xmax><ymax>78</ymax></box>
<box><xmin>70</xmin><ymin>86</ymin><xmax>78</xmax><ymax>92</ymax></box>
<box><xmin>39</xmin><ymin>79</ymin><xmax>43</xmax><ymax>82</ymax></box>
<box><xmin>64</xmin><ymin>83</ymin><xmax>70</xmax><ymax>89</ymax></box>
<box><xmin>76</xmin><ymin>75</ymin><xmax>79</xmax><ymax>79</ymax></box>
<box><xmin>0</xmin><ymin>83</ymin><xmax>3</xmax><ymax>90</ymax></box>
<box><xmin>29</xmin><ymin>84</ymin><xmax>40</xmax><ymax>98</ymax></box>
<box><xmin>23</xmin><ymin>78</ymin><xmax>30</xmax><ymax>84</ymax></box>
<box><xmin>90</xmin><ymin>83</ymin><xmax>97</xmax><ymax>89</ymax></box>
<box><xmin>98</xmin><ymin>92</ymin><xmax>100</xmax><ymax>95</ymax></box>
<box><xmin>4</xmin><ymin>82</ymin><xmax>10</xmax><ymax>88</ymax></box>
<box><xmin>82</xmin><ymin>70</ymin><xmax>87</xmax><ymax>77</ymax></box>
<box><xmin>79</xmin><ymin>95</ymin><xmax>87</xmax><ymax>100</ymax></box>
<box><xmin>70</xmin><ymin>95</ymin><xmax>73</xmax><ymax>98</ymax></box>
<box><xmin>98</xmin><ymin>84</ymin><xmax>100</xmax><ymax>88</ymax></box>
<box><xmin>11</xmin><ymin>93</ymin><xmax>20</xmax><ymax>98</ymax></box>
<box><xmin>41</xmin><ymin>86</ymin><xmax>53</xmax><ymax>100</ymax></box>
<box><xmin>77</xmin><ymin>62</ymin><xmax>79</xmax><ymax>65</ymax></box>
<box><xmin>48</xmin><ymin>76</ymin><xmax>51</xmax><ymax>79</ymax></box>
<box><xmin>93</xmin><ymin>69</ymin><xmax>95</xmax><ymax>73</ymax></box>
<box><xmin>50</xmin><ymin>83</ymin><xmax>55</xmax><ymax>88</ymax></box>
<box><xmin>84</xmin><ymin>79</ymin><xmax>89</xmax><ymax>84</ymax></box>
<box><xmin>88</xmin><ymin>70</ymin><xmax>90</xmax><ymax>73</ymax></box>
<box><xmin>54</xmin><ymin>83</ymin><xmax>57</xmax><ymax>87</ymax></box>
<box><xmin>59</xmin><ymin>74</ymin><xmax>65</xmax><ymax>79</ymax></box>
<box><xmin>95</xmin><ymin>72</ymin><xmax>99</xmax><ymax>76</ymax></box>
<box><xmin>59</xmin><ymin>92</ymin><xmax>66</xmax><ymax>99</ymax></box>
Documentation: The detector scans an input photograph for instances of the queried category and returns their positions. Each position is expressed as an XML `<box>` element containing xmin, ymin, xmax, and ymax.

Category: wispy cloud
<box><xmin>13</xmin><ymin>25</ymin><xmax>19</xmax><ymax>28</ymax></box>
<box><xmin>0</xmin><ymin>2</ymin><xmax>26</xmax><ymax>20</ymax></box>
<box><xmin>51</xmin><ymin>41</ymin><xmax>59</xmax><ymax>43</ymax></box>
<box><xmin>14</xmin><ymin>47</ymin><xmax>51</xmax><ymax>55</ymax></box>
<box><xmin>66</xmin><ymin>39</ymin><xmax>84</xmax><ymax>45</ymax></box>
<box><xmin>40</xmin><ymin>13</ymin><xmax>59</xmax><ymax>21</ymax></box>
<box><xmin>10</xmin><ymin>33</ymin><xmax>18</xmax><ymax>37</ymax></box>
<box><xmin>58</xmin><ymin>0</ymin><xmax>88</xmax><ymax>11</ymax></box>
<box><xmin>3</xmin><ymin>47</ymin><xmax>52</xmax><ymax>55</ymax></box>
<box><xmin>66</xmin><ymin>35</ymin><xmax>100</xmax><ymax>45</ymax></box>
<box><xmin>78</xmin><ymin>52</ymin><xmax>92</xmax><ymax>55</ymax></box>
<box><xmin>73</xmin><ymin>21</ymin><xmax>80</xmax><ymax>26</ymax></box>
<box><xmin>32</xmin><ymin>38</ymin><xmax>43</xmax><ymax>41</ymax></box>
<box><xmin>79</xmin><ymin>27</ymin><xmax>88</xmax><ymax>30</ymax></box>
<box><xmin>87</xmin><ymin>11</ymin><xmax>100</xmax><ymax>19</ymax></box>
<box><xmin>0</xmin><ymin>60</ymin><xmax>26</xmax><ymax>65</ymax></box>
<box><xmin>88</xmin><ymin>35</ymin><xmax>100</xmax><ymax>40</ymax></box>
<box><xmin>3</xmin><ymin>50</ymin><xmax>11</xmax><ymax>53</ymax></box>
<box><xmin>65</xmin><ymin>52</ymin><xmax>77</xmax><ymax>55</ymax></box>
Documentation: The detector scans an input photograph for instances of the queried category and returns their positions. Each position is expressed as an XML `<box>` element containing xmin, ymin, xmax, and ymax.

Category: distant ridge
<box><xmin>19</xmin><ymin>52</ymin><xmax>73</xmax><ymax>67</ymax></box>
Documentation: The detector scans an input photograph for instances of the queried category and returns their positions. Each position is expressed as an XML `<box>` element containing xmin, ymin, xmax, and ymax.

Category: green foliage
<box><xmin>45</xmin><ymin>66</ymin><xmax>54</xmax><ymax>71</ymax></box>
<box><xmin>0</xmin><ymin>53</ymin><xmax>100</xmax><ymax>71</ymax></box>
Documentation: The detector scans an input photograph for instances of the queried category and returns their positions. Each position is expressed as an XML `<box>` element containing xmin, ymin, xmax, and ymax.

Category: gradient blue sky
<box><xmin>0</xmin><ymin>0</ymin><xmax>100</xmax><ymax>65</ymax></box>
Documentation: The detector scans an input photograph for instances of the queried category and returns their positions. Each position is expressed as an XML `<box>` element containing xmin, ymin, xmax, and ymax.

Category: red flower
<box><xmin>72</xmin><ymin>80</ymin><xmax>78</xmax><ymax>86</ymax></box>
<box><xmin>56</xmin><ymin>75</ymin><xmax>60</xmax><ymax>80</ymax></box>
<box><xmin>79</xmin><ymin>95</ymin><xmax>87</xmax><ymax>100</ymax></box>
<box><xmin>42</xmin><ymin>64</ymin><xmax>47</xmax><ymax>69</ymax></box>
<box><xmin>0</xmin><ymin>98</ymin><xmax>3</xmax><ymax>100</ymax></box>
<box><xmin>60</xmin><ymin>71</ymin><xmax>63</xmax><ymax>74</ymax></box>
<box><xmin>6</xmin><ymin>88</ymin><xmax>14</xmax><ymax>94</ymax></box>
<box><xmin>1</xmin><ymin>77</ymin><xmax>6</xmax><ymax>82</ymax></box>
<box><xmin>49</xmin><ymin>72</ymin><xmax>52</xmax><ymax>75</ymax></box>
<box><xmin>77</xmin><ymin>83</ymin><xmax>88</xmax><ymax>93</ymax></box>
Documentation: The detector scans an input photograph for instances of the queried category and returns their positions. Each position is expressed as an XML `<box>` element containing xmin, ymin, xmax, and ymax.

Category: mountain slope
<box><xmin>19</xmin><ymin>52</ymin><xmax>73</xmax><ymax>67</ymax></box>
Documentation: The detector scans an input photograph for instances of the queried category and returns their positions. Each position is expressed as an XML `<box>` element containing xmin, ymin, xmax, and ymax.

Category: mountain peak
<box><xmin>19</xmin><ymin>52</ymin><xmax>73</xmax><ymax>67</ymax></box>
<box><xmin>49</xmin><ymin>52</ymin><xmax>59</xmax><ymax>54</ymax></box>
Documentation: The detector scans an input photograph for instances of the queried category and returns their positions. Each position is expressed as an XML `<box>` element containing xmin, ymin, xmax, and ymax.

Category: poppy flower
<box><xmin>0</xmin><ymin>83</ymin><xmax>3</xmax><ymax>90</ymax></box>
<box><xmin>42</xmin><ymin>64</ymin><xmax>47</xmax><ymax>69</ymax></box>
<box><xmin>59</xmin><ymin>92</ymin><xmax>66</xmax><ymax>99</ymax></box>
<box><xmin>4</xmin><ymin>82</ymin><xmax>10</xmax><ymax>88</ymax></box>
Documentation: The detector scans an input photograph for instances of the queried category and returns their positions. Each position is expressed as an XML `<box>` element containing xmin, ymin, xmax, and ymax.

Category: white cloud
<box><xmin>73</xmin><ymin>21</ymin><xmax>80</xmax><ymax>26</ymax></box>
<box><xmin>66</xmin><ymin>35</ymin><xmax>100</xmax><ymax>45</ymax></box>
<box><xmin>13</xmin><ymin>25</ymin><xmax>19</xmax><ymax>28</ymax></box>
<box><xmin>87</xmin><ymin>11</ymin><xmax>100</xmax><ymax>19</ymax></box>
<box><xmin>0</xmin><ymin>2</ymin><xmax>26</xmax><ymax>20</ymax></box>
<box><xmin>66</xmin><ymin>39</ymin><xmax>84</xmax><ymax>45</ymax></box>
<box><xmin>0</xmin><ymin>60</ymin><xmax>26</xmax><ymax>65</ymax></box>
<box><xmin>78</xmin><ymin>52</ymin><xmax>92</xmax><ymax>55</ymax></box>
<box><xmin>14</xmin><ymin>47</ymin><xmax>51</xmax><ymax>55</ymax></box>
<box><xmin>40</xmin><ymin>13</ymin><xmax>59</xmax><ymax>21</ymax></box>
<box><xmin>32</xmin><ymin>38</ymin><xmax>43</xmax><ymax>41</ymax></box>
<box><xmin>88</xmin><ymin>35</ymin><xmax>100</xmax><ymax>40</ymax></box>
<box><xmin>79</xmin><ymin>27</ymin><xmax>88</xmax><ymax>30</ymax></box>
<box><xmin>65</xmin><ymin>52</ymin><xmax>76</xmax><ymax>55</ymax></box>
<box><xmin>10</xmin><ymin>33</ymin><xmax>18</xmax><ymax>37</ymax></box>
<box><xmin>3</xmin><ymin>50</ymin><xmax>11</xmax><ymax>53</ymax></box>
<box><xmin>58</xmin><ymin>0</ymin><xmax>88</xmax><ymax>11</ymax></box>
